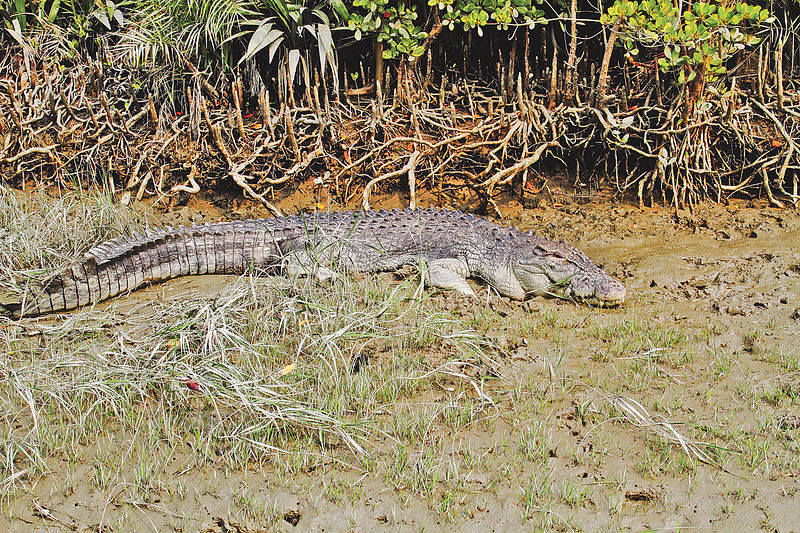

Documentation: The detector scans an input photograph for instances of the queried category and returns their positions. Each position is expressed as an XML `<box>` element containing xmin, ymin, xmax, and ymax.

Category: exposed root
<box><xmin>1</xmin><ymin>59</ymin><xmax>798</xmax><ymax>210</ymax></box>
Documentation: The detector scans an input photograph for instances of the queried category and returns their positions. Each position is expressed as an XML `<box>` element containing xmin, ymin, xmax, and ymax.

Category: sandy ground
<box><xmin>2</xmin><ymin>190</ymin><xmax>799</xmax><ymax>532</ymax></box>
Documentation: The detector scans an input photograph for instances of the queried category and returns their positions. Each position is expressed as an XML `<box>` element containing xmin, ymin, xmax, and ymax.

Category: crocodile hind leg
<box><xmin>425</xmin><ymin>258</ymin><xmax>476</xmax><ymax>298</ymax></box>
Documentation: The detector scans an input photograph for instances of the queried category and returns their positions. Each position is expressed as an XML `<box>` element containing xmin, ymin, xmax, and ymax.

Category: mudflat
<box><xmin>1</xmin><ymin>192</ymin><xmax>798</xmax><ymax>531</ymax></box>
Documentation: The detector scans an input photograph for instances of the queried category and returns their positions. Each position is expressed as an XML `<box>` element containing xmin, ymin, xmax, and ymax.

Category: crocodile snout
<box><xmin>595</xmin><ymin>280</ymin><xmax>626</xmax><ymax>305</ymax></box>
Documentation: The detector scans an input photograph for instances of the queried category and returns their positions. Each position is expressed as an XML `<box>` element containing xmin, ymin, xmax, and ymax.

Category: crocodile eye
<box><xmin>535</xmin><ymin>246</ymin><xmax>566</xmax><ymax>259</ymax></box>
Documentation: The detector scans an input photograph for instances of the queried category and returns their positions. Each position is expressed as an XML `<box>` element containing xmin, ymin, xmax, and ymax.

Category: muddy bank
<box><xmin>2</xmin><ymin>191</ymin><xmax>799</xmax><ymax>532</ymax></box>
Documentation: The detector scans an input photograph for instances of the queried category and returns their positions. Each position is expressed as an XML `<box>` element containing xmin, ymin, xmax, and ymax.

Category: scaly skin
<box><xmin>0</xmin><ymin>208</ymin><xmax>626</xmax><ymax>318</ymax></box>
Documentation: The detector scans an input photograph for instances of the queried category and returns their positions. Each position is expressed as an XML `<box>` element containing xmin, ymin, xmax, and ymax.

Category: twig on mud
<box><xmin>261</xmin><ymin>145</ymin><xmax>325</xmax><ymax>186</ymax></box>
<box><xmin>752</xmin><ymin>98</ymin><xmax>800</xmax><ymax>206</ymax></box>
<box><xmin>363</xmin><ymin>150</ymin><xmax>420</xmax><ymax>210</ymax></box>
<box><xmin>180</xmin><ymin>54</ymin><xmax>219</xmax><ymax>100</ymax></box>
<box><xmin>170</xmin><ymin>164</ymin><xmax>200</xmax><ymax>194</ymax></box>
<box><xmin>335</xmin><ymin>136</ymin><xmax>433</xmax><ymax>183</ymax></box>
<box><xmin>481</xmin><ymin>140</ymin><xmax>560</xmax><ymax>192</ymax></box>
<box><xmin>3</xmin><ymin>145</ymin><xmax>57</xmax><ymax>163</ymax></box>
<box><xmin>229</xmin><ymin>171</ymin><xmax>283</xmax><ymax>217</ymax></box>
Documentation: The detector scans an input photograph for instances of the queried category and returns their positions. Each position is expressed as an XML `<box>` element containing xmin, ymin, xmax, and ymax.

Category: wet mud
<box><xmin>3</xmin><ymin>192</ymin><xmax>799</xmax><ymax>532</ymax></box>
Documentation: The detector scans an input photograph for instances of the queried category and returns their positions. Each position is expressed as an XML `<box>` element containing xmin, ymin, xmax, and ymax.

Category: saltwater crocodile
<box><xmin>0</xmin><ymin>208</ymin><xmax>626</xmax><ymax>318</ymax></box>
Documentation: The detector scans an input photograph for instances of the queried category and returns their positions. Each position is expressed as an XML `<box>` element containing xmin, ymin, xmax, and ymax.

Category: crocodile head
<box><xmin>511</xmin><ymin>238</ymin><xmax>626</xmax><ymax>306</ymax></box>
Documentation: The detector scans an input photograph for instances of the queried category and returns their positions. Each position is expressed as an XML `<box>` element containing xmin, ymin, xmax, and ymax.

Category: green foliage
<box><xmin>3</xmin><ymin>0</ymin><xmax>344</xmax><ymax>91</ymax></box>
<box><xmin>347</xmin><ymin>1</ymin><xmax>428</xmax><ymax>61</ymax></box>
<box><xmin>344</xmin><ymin>0</ymin><xmax>546</xmax><ymax>62</ymax></box>
<box><xmin>109</xmin><ymin>0</ymin><xmax>258</xmax><ymax>67</ymax></box>
<box><xmin>241</xmin><ymin>1</ymin><xmax>337</xmax><ymax>83</ymax></box>
<box><xmin>429</xmin><ymin>0</ymin><xmax>545</xmax><ymax>36</ymax></box>
<box><xmin>602</xmin><ymin>0</ymin><xmax>774</xmax><ymax>89</ymax></box>
<box><xmin>3</xmin><ymin>0</ymin><xmax>125</xmax><ymax>59</ymax></box>
<box><xmin>3</xmin><ymin>0</ymin><xmax>115</xmax><ymax>32</ymax></box>
<box><xmin>375</xmin><ymin>2</ymin><xmax>427</xmax><ymax>60</ymax></box>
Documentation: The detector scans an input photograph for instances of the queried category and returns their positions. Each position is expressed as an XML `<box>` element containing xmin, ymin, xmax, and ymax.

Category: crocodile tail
<box><xmin>18</xmin><ymin>220</ymin><xmax>285</xmax><ymax>318</ymax></box>
<box><xmin>4</xmin><ymin>220</ymin><xmax>286</xmax><ymax>318</ymax></box>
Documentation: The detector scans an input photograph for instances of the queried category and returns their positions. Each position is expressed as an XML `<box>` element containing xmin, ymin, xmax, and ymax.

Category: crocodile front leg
<box><xmin>425</xmin><ymin>258</ymin><xmax>476</xmax><ymax>298</ymax></box>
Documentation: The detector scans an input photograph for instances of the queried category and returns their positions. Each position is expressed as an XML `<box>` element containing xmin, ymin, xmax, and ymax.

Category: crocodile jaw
<box><xmin>585</xmin><ymin>280</ymin><xmax>626</xmax><ymax>306</ymax></box>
